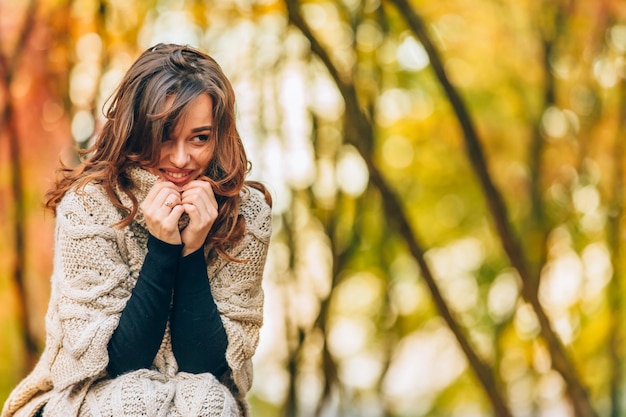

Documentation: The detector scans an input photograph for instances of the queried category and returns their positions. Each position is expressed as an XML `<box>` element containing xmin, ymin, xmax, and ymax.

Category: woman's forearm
<box><xmin>171</xmin><ymin>248</ymin><xmax>229</xmax><ymax>376</ymax></box>
<box><xmin>107</xmin><ymin>235</ymin><xmax>181</xmax><ymax>377</ymax></box>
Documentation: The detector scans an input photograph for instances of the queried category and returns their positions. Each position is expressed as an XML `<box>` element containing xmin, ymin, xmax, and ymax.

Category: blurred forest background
<box><xmin>2</xmin><ymin>0</ymin><xmax>626</xmax><ymax>416</ymax></box>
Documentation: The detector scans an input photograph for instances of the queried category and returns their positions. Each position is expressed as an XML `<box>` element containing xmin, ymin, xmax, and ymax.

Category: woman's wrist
<box><xmin>148</xmin><ymin>234</ymin><xmax>184</xmax><ymax>254</ymax></box>
<box><xmin>181</xmin><ymin>244</ymin><xmax>202</xmax><ymax>257</ymax></box>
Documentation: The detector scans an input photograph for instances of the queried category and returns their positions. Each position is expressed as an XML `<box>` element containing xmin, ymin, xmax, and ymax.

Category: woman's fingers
<box><xmin>141</xmin><ymin>181</ymin><xmax>184</xmax><ymax>244</ymax></box>
<box><xmin>181</xmin><ymin>180</ymin><xmax>218</xmax><ymax>214</ymax></box>
<box><xmin>144</xmin><ymin>180</ymin><xmax>175</xmax><ymax>204</ymax></box>
<box><xmin>179</xmin><ymin>180</ymin><xmax>218</xmax><ymax>255</ymax></box>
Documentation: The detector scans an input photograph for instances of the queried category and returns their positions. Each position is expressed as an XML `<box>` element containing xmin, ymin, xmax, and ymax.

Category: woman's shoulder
<box><xmin>239</xmin><ymin>185</ymin><xmax>272</xmax><ymax>241</ymax></box>
<box><xmin>56</xmin><ymin>182</ymin><xmax>121</xmax><ymax>225</ymax></box>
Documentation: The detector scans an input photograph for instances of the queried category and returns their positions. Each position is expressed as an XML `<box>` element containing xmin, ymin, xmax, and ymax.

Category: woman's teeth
<box><xmin>166</xmin><ymin>171</ymin><xmax>188</xmax><ymax>179</ymax></box>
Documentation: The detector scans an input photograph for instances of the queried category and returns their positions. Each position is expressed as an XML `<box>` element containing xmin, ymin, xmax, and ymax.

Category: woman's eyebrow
<box><xmin>190</xmin><ymin>125</ymin><xmax>213</xmax><ymax>133</ymax></box>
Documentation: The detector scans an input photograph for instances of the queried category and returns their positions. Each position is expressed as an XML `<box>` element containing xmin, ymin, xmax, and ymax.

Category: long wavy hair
<box><xmin>45</xmin><ymin>43</ymin><xmax>270</xmax><ymax>260</ymax></box>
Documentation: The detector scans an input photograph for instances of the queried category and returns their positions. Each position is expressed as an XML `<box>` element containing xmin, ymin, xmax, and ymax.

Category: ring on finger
<box><xmin>164</xmin><ymin>198</ymin><xmax>174</xmax><ymax>208</ymax></box>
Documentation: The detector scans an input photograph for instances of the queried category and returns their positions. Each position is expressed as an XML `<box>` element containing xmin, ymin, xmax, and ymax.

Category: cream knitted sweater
<box><xmin>1</xmin><ymin>167</ymin><xmax>272</xmax><ymax>417</ymax></box>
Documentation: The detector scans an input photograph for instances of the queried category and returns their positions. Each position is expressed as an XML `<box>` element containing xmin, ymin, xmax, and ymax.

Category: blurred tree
<box><xmin>0</xmin><ymin>0</ymin><xmax>39</xmax><ymax>371</ymax></box>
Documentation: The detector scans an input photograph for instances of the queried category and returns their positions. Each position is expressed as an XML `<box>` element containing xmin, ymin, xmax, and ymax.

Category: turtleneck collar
<box><xmin>113</xmin><ymin>166</ymin><xmax>158</xmax><ymax>229</ymax></box>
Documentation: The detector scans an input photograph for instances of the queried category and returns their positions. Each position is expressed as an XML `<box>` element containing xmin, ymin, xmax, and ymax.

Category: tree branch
<box><xmin>607</xmin><ymin>63</ymin><xmax>626</xmax><ymax>417</ymax></box>
<box><xmin>284</xmin><ymin>1</ymin><xmax>513</xmax><ymax>415</ymax></box>
<box><xmin>385</xmin><ymin>0</ymin><xmax>597</xmax><ymax>415</ymax></box>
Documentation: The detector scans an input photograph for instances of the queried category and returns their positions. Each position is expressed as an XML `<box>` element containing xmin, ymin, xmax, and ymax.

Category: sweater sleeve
<box><xmin>107</xmin><ymin>235</ymin><xmax>181</xmax><ymax>377</ymax></box>
<box><xmin>170</xmin><ymin>248</ymin><xmax>229</xmax><ymax>376</ymax></box>
<box><xmin>211</xmin><ymin>188</ymin><xmax>272</xmax><ymax>396</ymax></box>
<box><xmin>45</xmin><ymin>188</ymin><xmax>142</xmax><ymax>391</ymax></box>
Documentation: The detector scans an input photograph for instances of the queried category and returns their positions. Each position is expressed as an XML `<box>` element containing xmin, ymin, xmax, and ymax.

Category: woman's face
<box><xmin>148</xmin><ymin>93</ymin><xmax>215</xmax><ymax>187</ymax></box>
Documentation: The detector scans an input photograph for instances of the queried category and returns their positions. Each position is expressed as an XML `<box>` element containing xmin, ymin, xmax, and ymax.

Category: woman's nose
<box><xmin>170</xmin><ymin>141</ymin><xmax>190</xmax><ymax>167</ymax></box>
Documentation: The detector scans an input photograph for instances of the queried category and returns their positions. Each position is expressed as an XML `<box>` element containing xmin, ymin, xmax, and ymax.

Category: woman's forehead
<box><xmin>164</xmin><ymin>94</ymin><xmax>213</xmax><ymax>133</ymax></box>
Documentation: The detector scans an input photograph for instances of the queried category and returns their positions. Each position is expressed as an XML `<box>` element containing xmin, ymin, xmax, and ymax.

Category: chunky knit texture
<box><xmin>1</xmin><ymin>167</ymin><xmax>272</xmax><ymax>417</ymax></box>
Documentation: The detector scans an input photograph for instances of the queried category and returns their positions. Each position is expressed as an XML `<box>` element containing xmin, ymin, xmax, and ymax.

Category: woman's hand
<box><xmin>179</xmin><ymin>179</ymin><xmax>218</xmax><ymax>257</ymax></box>
<box><xmin>141</xmin><ymin>180</ymin><xmax>185</xmax><ymax>245</ymax></box>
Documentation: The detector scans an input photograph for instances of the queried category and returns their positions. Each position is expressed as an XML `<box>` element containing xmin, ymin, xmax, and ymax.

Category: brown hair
<box><xmin>45</xmin><ymin>43</ymin><xmax>271</xmax><ymax>260</ymax></box>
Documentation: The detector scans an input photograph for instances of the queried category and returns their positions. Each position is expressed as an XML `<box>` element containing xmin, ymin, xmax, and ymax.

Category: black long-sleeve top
<box><xmin>107</xmin><ymin>234</ymin><xmax>229</xmax><ymax>378</ymax></box>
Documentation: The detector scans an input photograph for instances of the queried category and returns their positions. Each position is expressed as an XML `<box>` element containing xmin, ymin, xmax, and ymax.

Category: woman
<box><xmin>1</xmin><ymin>43</ymin><xmax>272</xmax><ymax>417</ymax></box>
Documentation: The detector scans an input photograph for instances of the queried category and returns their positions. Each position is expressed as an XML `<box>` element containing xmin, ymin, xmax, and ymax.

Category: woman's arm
<box><xmin>211</xmin><ymin>187</ymin><xmax>272</xmax><ymax>394</ymax></box>
<box><xmin>170</xmin><ymin>248</ymin><xmax>229</xmax><ymax>376</ymax></box>
<box><xmin>106</xmin><ymin>235</ymin><xmax>181</xmax><ymax>377</ymax></box>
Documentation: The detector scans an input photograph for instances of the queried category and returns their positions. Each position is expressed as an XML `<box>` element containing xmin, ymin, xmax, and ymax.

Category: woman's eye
<box><xmin>192</xmin><ymin>134</ymin><xmax>210</xmax><ymax>142</ymax></box>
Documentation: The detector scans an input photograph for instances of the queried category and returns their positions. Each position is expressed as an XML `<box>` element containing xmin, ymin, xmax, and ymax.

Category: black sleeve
<box><xmin>107</xmin><ymin>235</ymin><xmax>182</xmax><ymax>377</ymax></box>
<box><xmin>170</xmin><ymin>248</ymin><xmax>229</xmax><ymax>376</ymax></box>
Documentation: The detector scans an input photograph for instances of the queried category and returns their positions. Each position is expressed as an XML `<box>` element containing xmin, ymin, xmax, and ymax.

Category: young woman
<box><xmin>1</xmin><ymin>43</ymin><xmax>272</xmax><ymax>417</ymax></box>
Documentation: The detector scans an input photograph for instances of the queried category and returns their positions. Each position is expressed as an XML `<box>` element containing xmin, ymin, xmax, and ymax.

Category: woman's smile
<box><xmin>159</xmin><ymin>169</ymin><xmax>196</xmax><ymax>185</ymax></box>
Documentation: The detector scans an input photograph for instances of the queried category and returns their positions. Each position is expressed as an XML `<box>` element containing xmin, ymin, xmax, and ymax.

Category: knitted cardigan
<box><xmin>1</xmin><ymin>167</ymin><xmax>272</xmax><ymax>417</ymax></box>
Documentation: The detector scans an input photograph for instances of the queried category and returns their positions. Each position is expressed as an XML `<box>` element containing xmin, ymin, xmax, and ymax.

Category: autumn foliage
<box><xmin>2</xmin><ymin>1</ymin><xmax>626</xmax><ymax>416</ymax></box>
